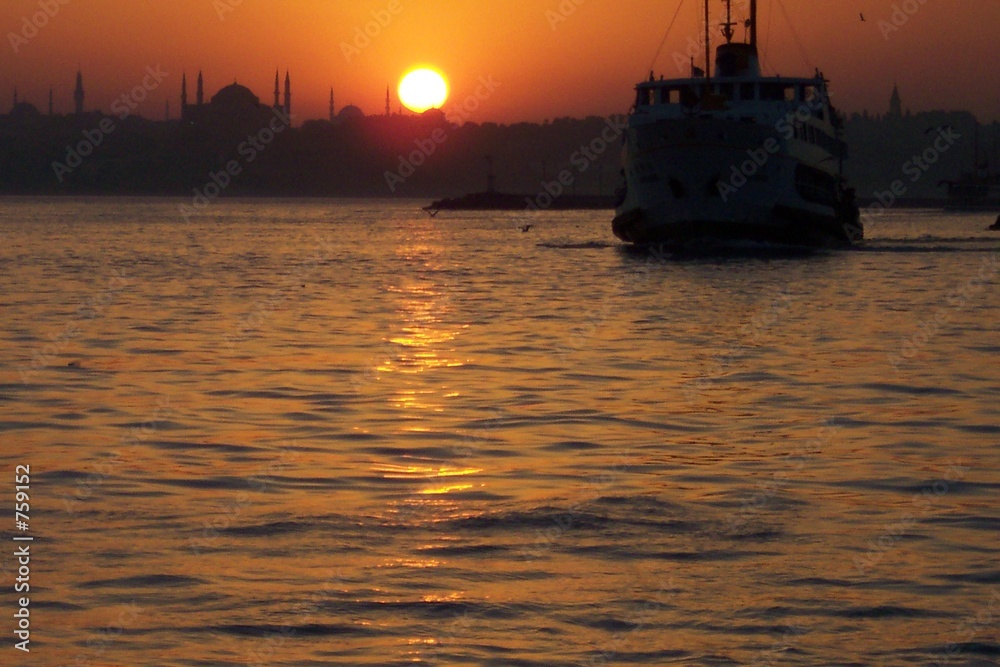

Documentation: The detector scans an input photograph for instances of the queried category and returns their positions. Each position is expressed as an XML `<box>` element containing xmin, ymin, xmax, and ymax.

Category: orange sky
<box><xmin>1</xmin><ymin>0</ymin><xmax>998</xmax><ymax>124</ymax></box>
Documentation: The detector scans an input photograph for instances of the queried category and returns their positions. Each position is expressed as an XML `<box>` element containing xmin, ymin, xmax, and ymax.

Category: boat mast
<box><xmin>704</xmin><ymin>0</ymin><xmax>711</xmax><ymax>79</ymax></box>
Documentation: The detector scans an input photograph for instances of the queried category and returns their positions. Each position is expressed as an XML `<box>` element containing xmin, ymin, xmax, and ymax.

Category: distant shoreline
<box><xmin>0</xmin><ymin>192</ymin><xmax>977</xmax><ymax>211</ymax></box>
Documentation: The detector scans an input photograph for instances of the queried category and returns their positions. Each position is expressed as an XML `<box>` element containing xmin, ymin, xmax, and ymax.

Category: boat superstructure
<box><xmin>613</xmin><ymin>0</ymin><xmax>862</xmax><ymax>246</ymax></box>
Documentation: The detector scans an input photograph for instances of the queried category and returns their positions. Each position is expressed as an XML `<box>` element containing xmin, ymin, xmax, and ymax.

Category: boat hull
<box><xmin>614</xmin><ymin>117</ymin><xmax>861</xmax><ymax>247</ymax></box>
<box><xmin>612</xmin><ymin>203</ymin><xmax>860</xmax><ymax>247</ymax></box>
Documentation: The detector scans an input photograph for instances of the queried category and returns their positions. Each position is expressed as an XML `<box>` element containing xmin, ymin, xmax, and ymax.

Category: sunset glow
<box><xmin>0</xmin><ymin>1</ymin><xmax>997</xmax><ymax>123</ymax></box>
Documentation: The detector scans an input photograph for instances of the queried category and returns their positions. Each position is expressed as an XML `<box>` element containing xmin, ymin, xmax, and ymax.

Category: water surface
<box><xmin>1</xmin><ymin>199</ymin><xmax>998</xmax><ymax>665</ymax></box>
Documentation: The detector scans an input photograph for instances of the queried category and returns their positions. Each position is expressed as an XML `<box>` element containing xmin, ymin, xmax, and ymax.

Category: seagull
<box><xmin>521</xmin><ymin>224</ymin><xmax>533</xmax><ymax>233</ymax></box>
<box><xmin>860</xmin><ymin>12</ymin><xmax>865</xmax><ymax>21</ymax></box>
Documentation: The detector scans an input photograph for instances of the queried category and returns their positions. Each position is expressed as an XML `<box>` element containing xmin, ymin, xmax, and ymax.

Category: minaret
<box><xmin>385</xmin><ymin>85</ymin><xmax>390</xmax><ymax>116</ymax></box>
<box><xmin>196</xmin><ymin>71</ymin><xmax>204</xmax><ymax>106</ymax></box>
<box><xmin>74</xmin><ymin>71</ymin><xmax>84</xmax><ymax>115</ymax></box>
<box><xmin>273</xmin><ymin>70</ymin><xmax>280</xmax><ymax>110</ymax></box>
<box><xmin>12</xmin><ymin>87</ymin><xmax>17</xmax><ymax>110</ymax></box>
<box><xmin>180</xmin><ymin>73</ymin><xmax>188</xmax><ymax>120</ymax></box>
<box><xmin>283</xmin><ymin>71</ymin><xmax>291</xmax><ymax>118</ymax></box>
<box><xmin>48</xmin><ymin>87</ymin><xmax>53</xmax><ymax>115</ymax></box>
<box><xmin>165</xmin><ymin>99</ymin><xmax>170</xmax><ymax>121</ymax></box>
<box><xmin>889</xmin><ymin>84</ymin><xmax>902</xmax><ymax>118</ymax></box>
<box><xmin>329</xmin><ymin>87</ymin><xmax>335</xmax><ymax>122</ymax></box>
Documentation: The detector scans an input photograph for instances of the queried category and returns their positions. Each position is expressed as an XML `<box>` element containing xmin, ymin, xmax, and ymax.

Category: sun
<box><xmin>398</xmin><ymin>68</ymin><xmax>449</xmax><ymax>113</ymax></box>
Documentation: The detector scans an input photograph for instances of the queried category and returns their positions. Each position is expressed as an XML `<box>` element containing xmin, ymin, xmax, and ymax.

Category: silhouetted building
<box><xmin>182</xmin><ymin>70</ymin><xmax>291</xmax><ymax>127</ymax></box>
<box><xmin>284</xmin><ymin>71</ymin><xmax>291</xmax><ymax>118</ymax></box>
<box><xmin>74</xmin><ymin>71</ymin><xmax>84</xmax><ymax>115</ymax></box>
<box><xmin>889</xmin><ymin>84</ymin><xmax>902</xmax><ymax>118</ymax></box>
<box><xmin>9</xmin><ymin>101</ymin><xmax>41</xmax><ymax>122</ymax></box>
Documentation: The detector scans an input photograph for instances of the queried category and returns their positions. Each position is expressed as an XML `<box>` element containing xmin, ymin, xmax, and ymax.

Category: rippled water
<box><xmin>1</xmin><ymin>199</ymin><xmax>998</xmax><ymax>666</ymax></box>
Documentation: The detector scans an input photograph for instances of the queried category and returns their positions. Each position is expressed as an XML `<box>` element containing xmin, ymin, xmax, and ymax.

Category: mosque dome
<box><xmin>210</xmin><ymin>83</ymin><xmax>261</xmax><ymax>110</ymax></box>
<box><xmin>8</xmin><ymin>102</ymin><xmax>41</xmax><ymax>120</ymax></box>
<box><xmin>338</xmin><ymin>105</ymin><xmax>364</xmax><ymax>120</ymax></box>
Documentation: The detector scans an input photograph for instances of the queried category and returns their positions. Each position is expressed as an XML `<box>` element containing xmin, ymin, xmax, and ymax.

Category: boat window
<box><xmin>784</xmin><ymin>86</ymin><xmax>797</xmax><ymax>102</ymax></box>
<box><xmin>716</xmin><ymin>84</ymin><xmax>735</xmax><ymax>101</ymax></box>
<box><xmin>803</xmin><ymin>85</ymin><xmax>818</xmax><ymax>102</ymax></box>
<box><xmin>740</xmin><ymin>83</ymin><xmax>756</xmax><ymax>101</ymax></box>
<box><xmin>661</xmin><ymin>87</ymin><xmax>681</xmax><ymax>104</ymax></box>
<box><xmin>636</xmin><ymin>88</ymin><xmax>654</xmax><ymax>106</ymax></box>
<box><xmin>760</xmin><ymin>83</ymin><xmax>785</xmax><ymax>101</ymax></box>
<box><xmin>680</xmin><ymin>85</ymin><xmax>701</xmax><ymax>106</ymax></box>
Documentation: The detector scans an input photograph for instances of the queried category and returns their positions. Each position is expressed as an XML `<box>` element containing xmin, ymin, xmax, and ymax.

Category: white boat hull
<box><xmin>614</xmin><ymin>117</ymin><xmax>861</xmax><ymax>247</ymax></box>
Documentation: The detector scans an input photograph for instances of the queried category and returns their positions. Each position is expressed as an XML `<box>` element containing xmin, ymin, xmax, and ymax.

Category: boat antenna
<box><xmin>750</xmin><ymin>0</ymin><xmax>758</xmax><ymax>47</ymax></box>
<box><xmin>722</xmin><ymin>0</ymin><xmax>735</xmax><ymax>43</ymax></box>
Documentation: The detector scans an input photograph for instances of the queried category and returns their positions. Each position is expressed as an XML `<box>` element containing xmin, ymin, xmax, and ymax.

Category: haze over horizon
<box><xmin>2</xmin><ymin>0</ymin><xmax>998</xmax><ymax>124</ymax></box>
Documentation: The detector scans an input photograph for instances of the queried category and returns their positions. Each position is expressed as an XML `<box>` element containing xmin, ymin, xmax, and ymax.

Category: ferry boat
<box><xmin>613</xmin><ymin>0</ymin><xmax>862</xmax><ymax>246</ymax></box>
